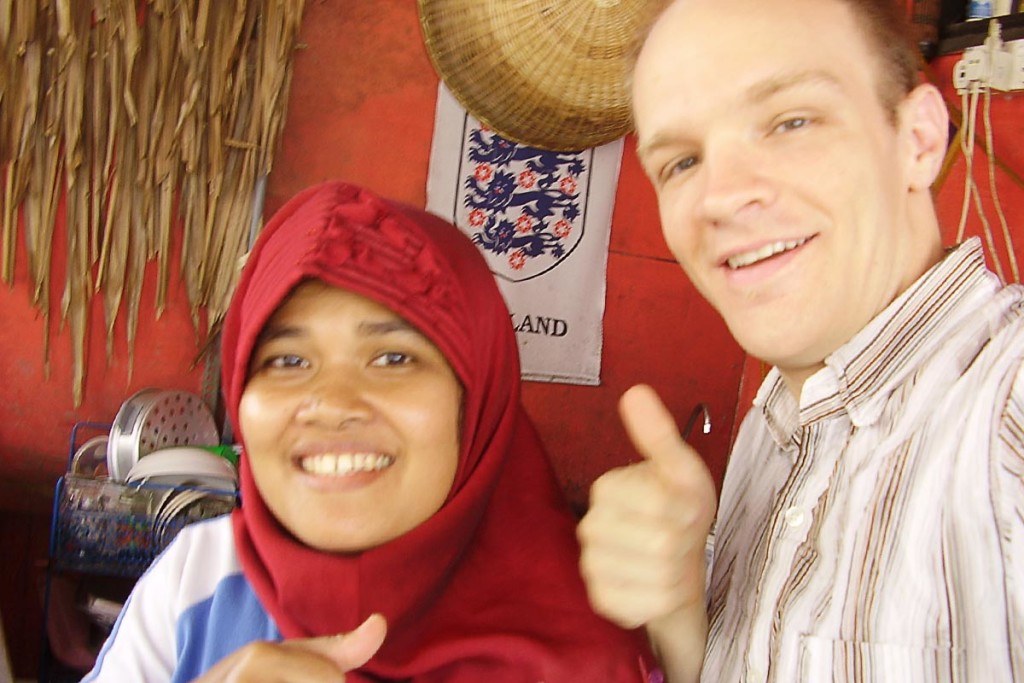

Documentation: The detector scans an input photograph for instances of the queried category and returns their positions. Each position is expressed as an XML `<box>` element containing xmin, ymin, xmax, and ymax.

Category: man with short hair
<box><xmin>577</xmin><ymin>0</ymin><xmax>1024</xmax><ymax>680</ymax></box>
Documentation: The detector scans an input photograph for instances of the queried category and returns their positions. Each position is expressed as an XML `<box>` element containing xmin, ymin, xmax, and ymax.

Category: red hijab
<box><xmin>221</xmin><ymin>181</ymin><xmax>656</xmax><ymax>681</ymax></box>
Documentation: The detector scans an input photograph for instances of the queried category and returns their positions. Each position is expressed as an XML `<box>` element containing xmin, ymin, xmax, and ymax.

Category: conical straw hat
<box><xmin>418</xmin><ymin>0</ymin><xmax>666</xmax><ymax>151</ymax></box>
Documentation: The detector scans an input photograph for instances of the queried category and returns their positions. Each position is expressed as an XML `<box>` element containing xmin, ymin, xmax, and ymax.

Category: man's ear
<box><xmin>899</xmin><ymin>83</ymin><xmax>950</xmax><ymax>192</ymax></box>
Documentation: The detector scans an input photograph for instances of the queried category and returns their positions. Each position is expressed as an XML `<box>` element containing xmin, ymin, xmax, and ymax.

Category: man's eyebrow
<box><xmin>745</xmin><ymin>69</ymin><xmax>843</xmax><ymax>103</ymax></box>
<box><xmin>635</xmin><ymin>69</ymin><xmax>843</xmax><ymax>164</ymax></box>
<box><xmin>635</xmin><ymin>134</ymin><xmax>671</xmax><ymax>166</ymax></box>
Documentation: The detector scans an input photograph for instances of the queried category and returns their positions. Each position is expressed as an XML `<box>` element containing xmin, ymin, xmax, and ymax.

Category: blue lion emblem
<box><xmin>461</xmin><ymin>130</ymin><xmax>588</xmax><ymax>278</ymax></box>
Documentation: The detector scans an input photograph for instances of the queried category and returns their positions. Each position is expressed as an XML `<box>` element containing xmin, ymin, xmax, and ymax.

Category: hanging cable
<box><xmin>957</xmin><ymin>74</ymin><xmax>1007</xmax><ymax>283</ymax></box>
<box><xmin>982</xmin><ymin>73</ymin><xmax>1020</xmax><ymax>282</ymax></box>
<box><xmin>955</xmin><ymin>86</ymin><xmax>975</xmax><ymax>243</ymax></box>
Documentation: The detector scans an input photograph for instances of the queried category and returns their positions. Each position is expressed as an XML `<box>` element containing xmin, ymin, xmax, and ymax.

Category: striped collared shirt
<box><xmin>702</xmin><ymin>238</ymin><xmax>1024</xmax><ymax>682</ymax></box>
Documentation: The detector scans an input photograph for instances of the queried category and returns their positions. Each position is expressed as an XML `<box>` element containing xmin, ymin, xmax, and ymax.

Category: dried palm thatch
<box><xmin>0</xmin><ymin>0</ymin><xmax>306</xmax><ymax>406</ymax></box>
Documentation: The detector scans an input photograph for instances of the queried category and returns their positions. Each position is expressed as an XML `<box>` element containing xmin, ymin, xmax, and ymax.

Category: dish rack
<box><xmin>49</xmin><ymin>422</ymin><xmax>237</xmax><ymax>578</ymax></box>
<box><xmin>41</xmin><ymin>420</ymin><xmax>237</xmax><ymax>681</ymax></box>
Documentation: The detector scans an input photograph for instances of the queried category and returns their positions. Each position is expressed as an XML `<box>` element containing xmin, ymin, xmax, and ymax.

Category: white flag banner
<box><xmin>426</xmin><ymin>84</ymin><xmax>623</xmax><ymax>385</ymax></box>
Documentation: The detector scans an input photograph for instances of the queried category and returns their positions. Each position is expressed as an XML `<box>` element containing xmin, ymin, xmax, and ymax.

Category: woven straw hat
<box><xmin>418</xmin><ymin>0</ymin><xmax>667</xmax><ymax>152</ymax></box>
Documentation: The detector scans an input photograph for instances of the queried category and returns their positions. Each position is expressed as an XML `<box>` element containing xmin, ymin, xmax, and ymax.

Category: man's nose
<box><xmin>696</xmin><ymin>142</ymin><xmax>776</xmax><ymax>224</ymax></box>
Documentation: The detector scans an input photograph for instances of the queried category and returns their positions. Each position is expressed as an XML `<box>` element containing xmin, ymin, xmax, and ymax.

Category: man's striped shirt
<box><xmin>703</xmin><ymin>238</ymin><xmax>1024</xmax><ymax>682</ymax></box>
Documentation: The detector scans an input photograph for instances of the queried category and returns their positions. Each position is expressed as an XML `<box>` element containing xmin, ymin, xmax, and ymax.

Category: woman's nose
<box><xmin>295</xmin><ymin>380</ymin><xmax>373</xmax><ymax>429</ymax></box>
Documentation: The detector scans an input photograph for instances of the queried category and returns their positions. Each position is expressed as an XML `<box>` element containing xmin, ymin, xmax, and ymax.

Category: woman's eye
<box><xmin>371</xmin><ymin>351</ymin><xmax>412</xmax><ymax>367</ymax></box>
<box><xmin>265</xmin><ymin>354</ymin><xmax>308</xmax><ymax>370</ymax></box>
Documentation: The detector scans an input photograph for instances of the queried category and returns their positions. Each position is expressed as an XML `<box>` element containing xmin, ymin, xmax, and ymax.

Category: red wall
<box><xmin>0</xmin><ymin>0</ymin><xmax>746</xmax><ymax>518</ymax></box>
<box><xmin>4</xmin><ymin>3</ymin><xmax>1024</xmax><ymax>523</ymax></box>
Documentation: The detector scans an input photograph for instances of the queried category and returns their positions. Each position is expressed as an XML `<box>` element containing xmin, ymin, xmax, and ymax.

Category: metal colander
<box><xmin>106</xmin><ymin>388</ymin><xmax>220</xmax><ymax>482</ymax></box>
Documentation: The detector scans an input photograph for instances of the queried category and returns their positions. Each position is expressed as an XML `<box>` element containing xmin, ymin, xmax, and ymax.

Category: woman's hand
<box><xmin>193</xmin><ymin>613</ymin><xmax>387</xmax><ymax>682</ymax></box>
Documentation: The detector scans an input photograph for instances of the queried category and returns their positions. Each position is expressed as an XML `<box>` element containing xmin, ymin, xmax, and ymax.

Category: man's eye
<box><xmin>371</xmin><ymin>351</ymin><xmax>412</xmax><ymax>367</ymax></box>
<box><xmin>666</xmin><ymin>155</ymin><xmax>699</xmax><ymax>178</ymax></box>
<box><xmin>774</xmin><ymin>116</ymin><xmax>810</xmax><ymax>134</ymax></box>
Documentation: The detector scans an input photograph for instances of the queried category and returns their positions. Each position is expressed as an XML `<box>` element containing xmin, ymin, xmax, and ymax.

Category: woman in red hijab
<box><xmin>85</xmin><ymin>181</ymin><xmax>658</xmax><ymax>682</ymax></box>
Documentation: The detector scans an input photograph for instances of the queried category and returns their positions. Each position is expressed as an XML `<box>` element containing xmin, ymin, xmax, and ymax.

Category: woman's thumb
<box><xmin>308</xmin><ymin>613</ymin><xmax>388</xmax><ymax>671</ymax></box>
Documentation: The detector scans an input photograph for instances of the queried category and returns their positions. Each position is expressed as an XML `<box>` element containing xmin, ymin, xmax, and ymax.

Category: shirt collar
<box><xmin>754</xmin><ymin>238</ymin><xmax>1000</xmax><ymax>450</ymax></box>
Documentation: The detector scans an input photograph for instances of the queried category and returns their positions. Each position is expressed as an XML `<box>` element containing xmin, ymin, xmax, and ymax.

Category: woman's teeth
<box><xmin>300</xmin><ymin>453</ymin><xmax>395</xmax><ymax>476</ymax></box>
<box><xmin>727</xmin><ymin>237</ymin><xmax>809</xmax><ymax>269</ymax></box>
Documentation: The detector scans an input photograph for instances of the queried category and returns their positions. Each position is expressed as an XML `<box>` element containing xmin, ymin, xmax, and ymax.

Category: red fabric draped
<box><xmin>220</xmin><ymin>181</ymin><xmax>655</xmax><ymax>681</ymax></box>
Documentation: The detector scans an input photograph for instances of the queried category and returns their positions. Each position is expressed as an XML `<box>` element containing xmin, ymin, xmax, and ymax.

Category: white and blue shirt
<box><xmin>83</xmin><ymin>516</ymin><xmax>281</xmax><ymax>682</ymax></box>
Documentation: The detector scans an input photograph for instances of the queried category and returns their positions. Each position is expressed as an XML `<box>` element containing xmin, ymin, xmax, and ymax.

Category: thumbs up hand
<box><xmin>577</xmin><ymin>384</ymin><xmax>717</xmax><ymax>630</ymax></box>
<box><xmin>193</xmin><ymin>613</ymin><xmax>387</xmax><ymax>682</ymax></box>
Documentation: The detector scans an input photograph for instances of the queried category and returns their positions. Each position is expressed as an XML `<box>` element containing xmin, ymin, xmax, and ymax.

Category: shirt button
<box><xmin>784</xmin><ymin>506</ymin><xmax>806</xmax><ymax>528</ymax></box>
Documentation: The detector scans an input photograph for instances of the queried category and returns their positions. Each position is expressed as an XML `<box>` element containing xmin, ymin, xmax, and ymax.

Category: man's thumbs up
<box><xmin>619</xmin><ymin>384</ymin><xmax>717</xmax><ymax>504</ymax></box>
<box><xmin>577</xmin><ymin>384</ymin><xmax>717</xmax><ymax>629</ymax></box>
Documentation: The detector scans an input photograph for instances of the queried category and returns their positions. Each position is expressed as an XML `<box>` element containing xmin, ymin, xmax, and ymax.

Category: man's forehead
<box><xmin>634</xmin><ymin>0</ymin><xmax>868</xmax><ymax>89</ymax></box>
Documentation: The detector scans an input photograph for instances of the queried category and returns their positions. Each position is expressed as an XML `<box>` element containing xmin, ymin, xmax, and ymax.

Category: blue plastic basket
<box><xmin>51</xmin><ymin>475</ymin><xmax>236</xmax><ymax>577</ymax></box>
<box><xmin>49</xmin><ymin>422</ymin><xmax>237</xmax><ymax>578</ymax></box>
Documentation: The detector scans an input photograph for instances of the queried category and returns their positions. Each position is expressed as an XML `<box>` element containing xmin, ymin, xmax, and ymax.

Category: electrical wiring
<box><xmin>981</xmin><ymin>77</ymin><xmax>1020</xmax><ymax>281</ymax></box>
<box><xmin>954</xmin><ymin>19</ymin><xmax>1021</xmax><ymax>284</ymax></box>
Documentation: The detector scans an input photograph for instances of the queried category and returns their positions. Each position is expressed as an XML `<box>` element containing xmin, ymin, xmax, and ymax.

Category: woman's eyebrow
<box><xmin>358</xmin><ymin>319</ymin><xmax>421</xmax><ymax>338</ymax></box>
<box><xmin>254</xmin><ymin>318</ymin><xmax>423</xmax><ymax>346</ymax></box>
<box><xmin>253</xmin><ymin>324</ymin><xmax>303</xmax><ymax>348</ymax></box>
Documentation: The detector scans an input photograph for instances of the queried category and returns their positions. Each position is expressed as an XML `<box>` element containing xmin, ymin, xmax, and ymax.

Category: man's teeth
<box><xmin>300</xmin><ymin>453</ymin><xmax>395</xmax><ymax>476</ymax></box>
<box><xmin>727</xmin><ymin>237</ymin><xmax>809</xmax><ymax>269</ymax></box>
